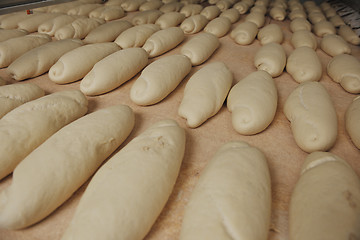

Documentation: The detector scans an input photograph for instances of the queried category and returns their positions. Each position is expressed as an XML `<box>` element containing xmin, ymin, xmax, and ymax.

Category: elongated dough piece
<box><xmin>0</xmin><ymin>105</ymin><xmax>135</xmax><ymax>230</ymax></box>
<box><xmin>0</xmin><ymin>29</ymin><xmax>28</xmax><ymax>42</ymax></box>
<box><xmin>143</xmin><ymin>27</ymin><xmax>184</xmax><ymax>57</ymax></box>
<box><xmin>180</xmin><ymin>141</ymin><xmax>271</xmax><ymax>240</ymax></box>
<box><xmin>290</xmin><ymin>18</ymin><xmax>311</xmax><ymax>32</ymax></box>
<box><xmin>257</xmin><ymin>23</ymin><xmax>283</xmax><ymax>45</ymax></box>
<box><xmin>230</xmin><ymin>21</ymin><xmax>258</xmax><ymax>45</ymax></box>
<box><xmin>54</xmin><ymin>18</ymin><xmax>105</xmax><ymax>40</ymax></box>
<box><xmin>346</xmin><ymin>96</ymin><xmax>360</xmax><ymax>149</ymax></box>
<box><xmin>0</xmin><ymin>77</ymin><xmax>6</xmax><ymax>86</ymax></box>
<box><xmin>139</xmin><ymin>0</ymin><xmax>163</xmax><ymax>11</ymax></box>
<box><xmin>121</xmin><ymin>0</ymin><xmax>146</xmax><ymax>11</ymax></box>
<box><xmin>269</xmin><ymin>6</ymin><xmax>286</xmax><ymax>20</ymax></box>
<box><xmin>329</xmin><ymin>14</ymin><xmax>345</xmax><ymax>27</ymax></box>
<box><xmin>289</xmin><ymin>152</ymin><xmax>360</xmax><ymax>240</ymax></box>
<box><xmin>61</xmin><ymin>119</ymin><xmax>185</xmax><ymax>240</ymax></box>
<box><xmin>254</xmin><ymin>42</ymin><xmax>286</xmax><ymax>77</ymax></box>
<box><xmin>17</xmin><ymin>13</ymin><xmax>60</xmax><ymax>33</ymax></box>
<box><xmin>49</xmin><ymin>42</ymin><xmax>120</xmax><ymax>84</ymax></box>
<box><xmin>38</xmin><ymin>15</ymin><xmax>78</xmax><ymax>36</ymax></box>
<box><xmin>155</xmin><ymin>11</ymin><xmax>185</xmax><ymax>29</ymax></box>
<box><xmin>291</xmin><ymin>30</ymin><xmax>317</xmax><ymax>50</ymax></box>
<box><xmin>313</xmin><ymin>20</ymin><xmax>336</xmax><ymax>37</ymax></box>
<box><xmin>178</xmin><ymin>62</ymin><xmax>232</xmax><ymax>128</ymax></box>
<box><xmin>115</xmin><ymin>24</ymin><xmax>160</xmax><ymax>48</ymax></box>
<box><xmin>320</xmin><ymin>34</ymin><xmax>351</xmax><ymax>57</ymax></box>
<box><xmin>89</xmin><ymin>6</ymin><xmax>125</xmax><ymax>20</ymax></box>
<box><xmin>0</xmin><ymin>90</ymin><xmax>88</xmax><ymax>180</ymax></box>
<box><xmin>83</xmin><ymin>20</ymin><xmax>133</xmax><ymax>44</ymax></box>
<box><xmin>180</xmin><ymin>4</ymin><xmax>203</xmax><ymax>17</ymax></box>
<box><xmin>308</xmin><ymin>12</ymin><xmax>326</xmax><ymax>25</ymax></box>
<box><xmin>8</xmin><ymin>39</ymin><xmax>83</xmax><ymax>81</ymax></box>
<box><xmin>250</xmin><ymin>5</ymin><xmax>267</xmax><ymax>14</ymax></box>
<box><xmin>227</xmin><ymin>70</ymin><xmax>278</xmax><ymax>135</ymax></box>
<box><xmin>0</xmin><ymin>12</ymin><xmax>31</xmax><ymax>29</ymax></box>
<box><xmin>284</xmin><ymin>82</ymin><xmax>337</xmax><ymax>152</ymax></box>
<box><xmin>216</xmin><ymin>0</ymin><xmax>233</xmax><ymax>11</ymax></box>
<box><xmin>327</xmin><ymin>54</ymin><xmax>360</xmax><ymax>94</ymax></box>
<box><xmin>286</xmin><ymin>46</ymin><xmax>322</xmax><ymax>83</ymax></box>
<box><xmin>67</xmin><ymin>3</ymin><xmax>102</xmax><ymax>16</ymax></box>
<box><xmin>0</xmin><ymin>33</ymin><xmax>51</xmax><ymax>68</ymax></box>
<box><xmin>159</xmin><ymin>2</ymin><xmax>184</xmax><ymax>13</ymax></box>
<box><xmin>234</xmin><ymin>1</ymin><xmax>250</xmax><ymax>14</ymax></box>
<box><xmin>219</xmin><ymin>8</ymin><xmax>240</xmax><ymax>23</ymax></box>
<box><xmin>204</xmin><ymin>16</ymin><xmax>232</xmax><ymax>38</ymax></box>
<box><xmin>338</xmin><ymin>25</ymin><xmax>360</xmax><ymax>45</ymax></box>
<box><xmin>180</xmin><ymin>32</ymin><xmax>219</xmax><ymax>66</ymax></box>
<box><xmin>288</xmin><ymin>9</ymin><xmax>307</xmax><ymax>20</ymax></box>
<box><xmin>132</xmin><ymin>10</ymin><xmax>163</xmax><ymax>25</ymax></box>
<box><xmin>245</xmin><ymin>12</ymin><xmax>265</xmax><ymax>28</ymax></box>
<box><xmin>200</xmin><ymin>5</ymin><xmax>221</xmax><ymax>20</ymax></box>
<box><xmin>0</xmin><ymin>83</ymin><xmax>44</xmax><ymax>118</ymax></box>
<box><xmin>48</xmin><ymin>1</ymin><xmax>82</xmax><ymax>13</ymax></box>
<box><xmin>130</xmin><ymin>54</ymin><xmax>191</xmax><ymax>105</ymax></box>
<box><xmin>180</xmin><ymin>14</ymin><xmax>209</xmax><ymax>34</ymax></box>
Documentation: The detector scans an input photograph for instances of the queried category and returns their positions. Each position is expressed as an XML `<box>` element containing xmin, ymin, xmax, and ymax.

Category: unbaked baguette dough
<box><xmin>155</xmin><ymin>11</ymin><xmax>185</xmax><ymax>29</ymax></box>
<box><xmin>0</xmin><ymin>29</ymin><xmax>28</xmax><ymax>42</ymax></box>
<box><xmin>67</xmin><ymin>3</ymin><xmax>102</xmax><ymax>16</ymax></box>
<box><xmin>320</xmin><ymin>34</ymin><xmax>351</xmax><ymax>57</ymax></box>
<box><xmin>230</xmin><ymin>21</ymin><xmax>258</xmax><ymax>45</ymax></box>
<box><xmin>180</xmin><ymin>4</ymin><xmax>203</xmax><ymax>17</ymax></box>
<box><xmin>200</xmin><ymin>5</ymin><xmax>221</xmax><ymax>20</ymax></box>
<box><xmin>0</xmin><ymin>83</ymin><xmax>44</xmax><ymax>118</ymax></box>
<box><xmin>159</xmin><ymin>2</ymin><xmax>184</xmax><ymax>13</ymax></box>
<box><xmin>203</xmin><ymin>16</ymin><xmax>232</xmax><ymax>38</ymax></box>
<box><xmin>88</xmin><ymin>5</ymin><xmax>125</xmax><ymax>20</ymax></box>
<box><xmin>8</xmin><ymin>39</ymin><xmax>83</xmax><ymax>81</ymax></box>
<box><xmin>49</xmin><ymin>42</ymin><xmax>120</xmax><ymax>84</ymax></box>
<box><xmin>61</xmin><ymin>119</ymin><xmax>185</xmax><ymax>240</ymax></box>
<box><xmin>345</xmin><ymin>96</ymin><xmax>360</xmax><ymax>149</ymax></box>
<box><xmin>180</xmin><ymin>32</ymin><xmax>220</xmax><ymax>66</ymax></box>
<box><xmin>139</xmin><ymin>0</ymin><xmax>163</xmax><ymax>11</ymax></box>
<box><xmin>83</xmin><ymin>20</ymin><xmax>133</xmax><ymax>44</ymax></box>
<box><xmin>54</xmin><ymin>17</ymin><xmax>105</xmax><ymax>40</ymax></box>
<box><xmin>313</xmin><ymin>20</ymin><xmax>336</xmax><ymax>37</ymax></box>
<box><xmin>121</xmin><ymin>0</ymin><xmax>146</xmax><ymax>12</ymax></box>
<box><xmin>283</xmin><ymin>82</ymin><xmax>338</xmax><ymax>152</ymax></box>
<box><xmin>130</xmin><ymin>54</ymin><xmax>191</xmax><ymax>106</ymax></box>
<box><xmin>180</xmin><ymin>14</ymin><xmax>209</xmax><ymax>34</ymax></box>
<box><xmin>286</xmin><ymin>46</ymin><xmax>322</xmax><ymax>83</ymax></box>
<box><xmin>245</xmin><ymin>12</ymin><xmax>265</xmax><ymax>28</ymax></box>
<box><xmin>115</xmin><ymin>24</ymin><xmax>160</xmax><ymax>48</ymax></box>
<box><xmin>0</xmin><ymin>105</ymin><xmax>135</xmax><ymax>230</ymax></box>
<box><xmin>178</xmin><ymin>61</ymin><xmax>232</xmax><ymax>128</ymax></box>
<box><xmin>143</xmin><ymin>27</ymin><xmax>184</xmax><ymax>58</ymax></box>
<box><xmin>0</xmin><ymin>33</ymin><xmax>51</xmax><ymax>68</ymax></box>
<box><xmin>17</xmin><ymin>13</ymin><xmax>60</xmax><ymax>33</ymax></box>
<box><xmin>257</xmin><ymin>23</ymin><xmax>284</xmax><ymax>45</ymax></box>
<box><xmin>338</xmin><ymin>25</ymin><xmax>360</xmax><ymax>45</ymax></box>
<box><xmin>327</xmin><ymin>54</ymin><xmax>360</xmax><ymax>94</ymax></box>
<box><xmin>290</xmin><ymin>30</ymin><xmax>318</xmax><ymax>50</ymax></box>
<box><xmin>290</xmin><ymin>18</ymin><xmax>311</xmax><ymax>32</ymax></box>
<box><xmin>0</xmin><ymin>12</ymin><xmax>32</xmax><ymax>29</ymax></box>
<box><xmin>38</xmin><ymin>15</ymin><xmax>78</xmax><ymax>36</ymax></box>
<box><xmin>219</xmin><ymin>8</ymin><xmax>240</xmax><ymax>23</ymax></box>
<box><xmin>289</xmin><ymin>151</ymin><xmax>360</xmax><ymax>240</ymax></box>
<box><xmin>132</xmin><ymin>9</ymin><xmax>163</xmax><ymax>25</ymax></box>
<box><xmin>254</xmin><ymin>42</ymin><xmax>286</xmax><ymax>77</ymax></box>
<box><xmin>227</xmin><ymin>70</ymin><xmax>278</xmax><ymax>135</ymax></box>
<box><xmin>81</xmin><ymin>48</ymin><xmax>148</xmax><ymax>96</ymax></box>
<box><xmin>47</xmin><ymin>1</ymin><xmax>82</xmax><ymax>13</ymax></box>
<box><xmin>180</xmin><ymin>141</ymin><xmax>271</xmax><ymax>240</ymax></box>
<box><xmin>0</xmin><ymin>90</ymin><xmax>88</xmax><ymax>180</ymax></box>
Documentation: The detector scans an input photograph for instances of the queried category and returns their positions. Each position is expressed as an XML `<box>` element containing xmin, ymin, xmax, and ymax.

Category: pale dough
<box><xmin>329</xmin><ymin>15</ymin><xmax>345</xmax><ymax>27</ymax></box>
<box><xmin>200</xmin><ymin>5</ymin><xmax>221</xmax><ymax>20</ymax></box>
<box><xmin>338</xmin><ymin>25</ymin><xmax>360</xmax><ymax>45</ymax></box>
<box><xmin>0</xmin><ymin>77</ymin><xmax>5</xmax><ymax>86</ymax></box>
<box><xmin>0</xmin><ymin>33</ymin><xmax>51</xmax><ymax>68</ymax></box>
<box><xmin>8</xmin><ymin>39</ymin><xmax>83</xmax><ymax>81</ymax></box>
<box><xmin>283</xmin><ymin>81</ymin><xmax>338</xmax><ymax>152</ymax></box>
<box><xmin>0</xmin><ymin>29</ymin><xmax>28</xmax><ymax>42</ymax></box>
<box><xmin>290</xmin><ymin>30</ymin><xmax>317</xmax><ymax>50</ymax></box>
<box><xmin>227</xmin><ymin>70</ymin><xmax>278</xmax><ymax>135</ymax></box>
<box><xmin>216</xmin><ymin>0</ymin><xmax>233</xmax><ymax>11</ymax></box>
<box><xmin>345</xmin><ymin>96</ymin><xmax>360</xmax><ymax>149</ymax></box>
<box><xmin>313</xmin><ymin>20</ymin><xmax>336</xmax><ymax>37</ymax></box>
<box><xmin>269</xmin><ymin>6</ymin><xmax>286</xmax><ymax>21</ymax></box>
<box><xmin>38</xmin><ymin>15</ymin><xmax>78</xmax><ymax>36</ymax></box>
<box><xmin>0</xmin><ymin>105</ymin><xmax>135</xmax><ymax>230</ymax></box>
<box><xmin>320</xmin><ymin>34</ymin><xmax>351</xmax><ymax>57</ymax></box>
<box><xmin>245</xmin><ymin>12</ymin><xmax>265</xmax><ymax>28</ymax></box>
<box><xmin>17</xmin><ymin>13</ymin><xmax>60</xmax><ymax>33</ymax></box>
<box><xmin>0</xmin><ymin>12</ymin><xmax>33</xmax><ymax>29</ymax></box>
<box><xmin>130</xmin><ymin>54</ymin><xmax>192</xmax><ymax>106</ymax></box>
<box><xmin>219</xmin><ymin>8</ymin><xmax>240</xmax><ymax>24</ymax></box>
<box><xmin>204</xmin><ymin>17</ymin><xmax>232</xmax><ymax>38</ymax></box>
<box><xmin>325</xmin><ymin>7</ymin><xmax>336</xmax><ymax>18</ymax></box>
<box><xmin>139</xmin><ymin>0</ymin><xmax>163</xmax><ymax>11</ymax></box>
<box><xmin>180</xmin><ymin>141</ymin><xmax>271</xmax><ymax>240</ymax></box>
<box><xmin>89</xmin><ymin>5</ymin><xmax>125</xmax><ymax>20</ymax></box>
<box><xmin>159</xmin><ymin>2</ymin><xmax>184</xmax><ymax>13</ymax></box>
<box><xmin>180</xmin><ymin>14</ymin><xmax>209</xmax><ymax>34</ymax></box>
<box><xmin>250</xmin><ymin>5</ymin><xmax>267</xmax><ymax>15</ymax></box>
<box><xmin>286</xmin><ymin>46</ymin><xmax>322</xmax><ymax>83</ymax></box>
<box><xmin>49</xmin><ymin>42</ymin><xmax>120</xmax><ymax>84</ymax></box>
<box><xmin>83</xmin><ymin>20</ymin><xmax>133</xmax><ymax>44</ymax></box>
<box><xmin>47</xmin><ymin>1</ymin><xmax>82</xmax><ymax>13</ymax></box>
<box><xmin>230</xmin><ymin>21</ymin><xmax>258</xmax><ymax>45</ymax></box>
<box><xmin>0</xmin><ymin>90</ymin><xmax>88</xmax><ymax>180</ymax></box>
<box><xmin>61</xmin><ymin>119</ymin><xmax>185</xmax><ymax>240</ymax></box>
<box><xmin>0</xmin><ymin>83</ymin><xmax>45</xmax><ymax>118</ymax></box>
<box><xmin>288</xmin><ymin>9</ymin><xmax>307</xmax><ymax>20</ymax></box>
<box><xmin>257</xmin><ymin>23</ymin><xmax>284</xmax><ymax>45</ymax></box>
<box><xmin>143</xmin><ymin>27</ymin><xmax>184</xmax><ymax>58</ymax></box>
<box><xmin>308</xmin><ymin>12</ymin><xmax>326</xmax><ymax>25</ymax></box>
<box><xmin>289</xmin><ymin>152</ymin><xmax>360</xmax><ymax>240</ymax></box>
<box><xmin>132</xmin><ymin>10</ymin><xmax>163</xmax><ymax>25</ymax></box>
<box><xmin>67</xmin><ymin>3</ymin><xmax>102</xmax><ymax>16</ymax></box>
<box><xmin>80</xmin><ymin>48</ymin><xmax>148</xmax><ymax>96</ymax></box>
<box><xmin>178</xmin><ymin>61</ymin><xmax>233</xmax><ymax>128</ymax></box>
<box><xmin>180</xmin><ymin>4</ymin><xmax>203</xmax><ymax>17</ymax></box>
<box><xmin>155</xmin><ymin>11</ymin><xmax>185</xmax><ymax>29</ymax></box>
<box><xmin>114</xmin><ymin>24</ymin><xmax>160</xmax><ymax>48</ymax></box>
<box><xmin>180</xmin><ymin>32</ymin><xmax>220</xmax><ymax>66</ymax></box>
<box><xmin>290</xmin><ymin>18</ymin><xmax>311</xmax><ymax>32</ymax></box>
<box><xmin>233</xmin><ymin>1</ymin><xmax>250</xmax><ymax>14</ymax></box>
<box><xmin>254</xmin><ymin>42</ymin><xmax>286</xmax><ymax>77</ymax></box>
<box><xmin>54</xmin><ymin>18</ymin><xmax>105</xmax><ymax>40</ymax></box>
<box><xmin>327</xmin><ymin>54</ymin><xmax>360</xmax><ymax>94</ymax></box>
<box><xmin>121</xmin><ymin>0</ymin><xmax>146</xmax><ymax>11</ymax></box>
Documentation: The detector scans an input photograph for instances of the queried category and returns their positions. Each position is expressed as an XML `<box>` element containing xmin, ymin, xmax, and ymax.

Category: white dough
<box><xmin>115</xmin><ymin>24</ymin><xmax>161</xmax><ymax>48</ymax></box>
<box><xmin>121</xmin><ymin>0</ymin><xmax>146</xmax><ymax>11</ymax></box>
<box><xmin>139</xmin><ymin>0</ymin><xmax>163</xmax><ymax>11</ymax></box>
<box><xmin>230</xmin><ymin>21</ymin><xmax>258</xmax><ymax>45</ymax></box>
<box><xmin>257</xmin><ymin>23</ymin><xmax>284</xmax><ymax>45</ymax></box>
<box><xmin>320</xmin><ymin>34</ymin><xmax>351</xmax><ymax>57</ymax></box>
<box><xmin>345</xmin><ymin>96</ymin><xmax>360</xmax><ymax>149</ymax></box>
<box><xmin>67</xmin><ymin>3</ymin><xmax>102</xmax><ymax>16</ymax></box>
<box><xmin>245</xmin><ymin>12</ymin><xmax>265</xmax><ymax>28</ymax></box>
<box><xmin>54</xmin><ymin>18</ymin><xmax>105</xmax><ymax>40</ymax></box>
<box><xmin>180</xmin><ymin>14</ymin><xmax>209</xmax><ymax>34</ymax></box>
<box><xmin>254</xmin><ymin>42</ymin><xmax>286</xmax><ymax>77</ymax></box>
<box><xmin>219</xmin><ymin>8</ymin><xmax>240</xmax><ymax>23</ymax></box>
<box><xmin>269</xmin><ymin>6</ymin><xmax>286</xmax><ymax>21</ymax></box>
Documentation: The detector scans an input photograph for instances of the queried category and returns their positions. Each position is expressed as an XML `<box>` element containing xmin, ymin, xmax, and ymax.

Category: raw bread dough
<box><xmin>115</xmin><ymin>24</ymin><xmax>160</xmax><ymax>48</ymax></box>
<box><xmin>338</xmin><ymin>25</ymin><xmax>360</xmax><ymax>45</ymax></box>
<box><xmin>257</xmin><ymin>23</ymin><xmax>284</xmax><ymax>45</ymax></box>
<box><xmin>227</xmin><ymin>70</ymin><xmax>278</xmax><ymax>135</ymax></box>
<box><xmin>250</xmin><ymin>5</ymin><xmax>267</xmax><ymax>14</ymax></box>
<box><xmin>83</xmin><ymin>20</ymin><xmax>133</xmax><ymax>44</ymax></box>
<box><xmin>104</xmin><ymin>0</ymin><xmax>127</xmax><ymax>6</ymax></box>
<box><xmin>17</xmin><ymin>13</ymin><xmax>60</xmax><ymax>33</ymax></box>
<box><xmin>180</xmin><ymin>14</ymin><xmax>209</xmax><ymax>34</ymax></box>
<box><xmin>216</xmin><ymin>0</ymin><xmax>233</xmax><ymax>11</ymax></box>
<box><xmin>178</xmin><ymin>61</ymin><xmax>233</xmax><ymax>128</ymax></box>
<box><xmin>130</xmin><ymin>54</ymin><xmax>191</xmax><ymax>106</ymax></box>
<box><xmin>291</xmin><ymin>30</ymin><xmax>317</xmax><ymax>50</ymax></box>
<box><xmin>320</xmin><ymin>34</ymin><xmax>351</xmax><ymax>57</ymax></box>
<box><xmin>8</xmin><ymin>39</ymin><xmax>83</xmax><ymax>81</ymax></box>
<box><xmin>159</xmin><ymin>2</ymin><xmax>184</xmax><ymax>13</ymax></box>
<box><xmin>54</xmin><ymin>18</ymin><xmax>105</xmax><ymax>40</ymax></box>
<box><xmin>245</xmin><ymin>12</ymin><xmax>265</xmax><ymax>28</ymax></box>
<box><xmin>313</xmin><ymin>20</ymin><xmax>336</xmax><ymax>37</ymax></box>
<box><xmin>0</xmin><ymin>12</ymin><xmax>32</xmax><ymax>29</ymax></box>
<box><xmin>47</xmin><ymin>1</ymin><xmax>82</xmax><ymax>13</ymax></box>
<box><xmin>230</xmin><ymin>21</ymin><xmax>258</xmax><ymax>45</ymax></box>
<box><xmin>288</xmin><ymin>9</ymin><xmax>307</xmax><ymax>20</ymax></box>
<box><xmin>155</xmin><ymin>11</ymin><xmax>185</xmax><ymax>29</ymax></box>
<box><xmin>327</xmin><ymin>54</ymin><xmax>360</xmax><ymax>94</ymax></box>
<box><xmin>139</xmin><ymin>0</ymin><xmax>163</xmax><ymax>11</ymax></box>
<box><xmin>0</xmin><ymin>77</ymin><xmax>6</xmax><ymax>86</ymax></box>
<box><xmin>67</xmin><ymin>3</ymin><xmax>102</xmax><ymax>16</ymax></box>
<box><xmin>0</xmin><ymin>29</ymin><xmax>28</xmax><ymax>42</ymax></box>
<box><xmin>200</xmin><ymin>5</ymin><xmax>221</xmax><ymax>20</ymax></box>
<box><xmin>143</xmin><ymin>27</ymin><xmax>184</xmax><ymax>58</ymax></box>
<box><xmin>329</xmin><ymin>14</ymin><xmax>345</xmax><ymax>27</ymax></box>
<box><xmin>180</xmin><ymin>4</ymin><xmax>203</xmax><ymax>17</ymax></box>
<box><xmin>308</xmin><ymin>12</ymin><xmax>326</xmax><ymax>25</ymax></box>
<box><xmin>325</xmin><ymin>7</ymin><xmax>336</xmax><ymax>18</ymax></box>
<box><xmin>88</xmin><ymin>5</ymin><xmax>125</xmax><ymax>20</ymax></box>
<box><xmin>254</xmin><ymin>42</ymin><xmax>286</xmax><ymax>77</ymax></box>
<box><xmin>269</xmin><ymin>6</ymin><xmax>286</xmax><ymax>21</ymax></box>
<box><xmin>38</xmin><ymin>15</ymin><xmax>78</xmax><ymax>36</ymax></box>
<box><xmin>0</xmin><ymin>33</ymin><xmax>51</xmax><ymax>68</ymax></box>
<box><xmin>284</xmin><ymin>82</ymin><xmax>338</xmax><ymax>152</ymax></box>
<box><xmin>286</xmin><ymin>46</ymin><xmax>322</xmax><ymax>83</ymax></box>
<box><xmin>132</xmin><ymin>9</ymin><xmax>163</xmax><ymax>25</ymax></box>
<box><xmin>0</xmin><ymin>105</ymin><xmax>135</xmax><ymax>230</ymax></box>
<box><xmin>233</xmin><ymin>1</ymin><xmax>250</xmax><ymax>14</ymax></box>
<box><xmin>81</xmin><ymin>48</ymin><xmax>148</xmax><ymax>96</ymax></box>
<box><xmin>180</xmin><ymin>141</ymin><xmax>271</xmax><ymax>240</ymax></box>
<box><xmin>61</xmin><ymin>119</ymin><xmax>185</xmax><ymax>240</ymax></box>
<box><xmin>219</xmin><ymin>8</ymin><xmax>240</xmax><ymax>23</ymax></box>
<box><xmin>180</xmin><ymin>32</ymin><xmax>220</xmax><ymax>66</ymax></box>
<box><xmin>121</xmin><ymin>0</ymin><xmax>146</xmax><ymax>11</ymax></box>
<box><xmin>49</xmin><ymin>42</ymin><xmax>120</xmax><ymax>84</ymax></box>
<box><xmin>0</xmin><ymin>90</ymin><xmax>88</xmax><ymax>180</ymax></box>
<box><xmin>289</xmin><ymin>152</ymin><xmax>360</xmax><ymax>240</ymax></box>
<box><xmin>290</xmin><ymin>18</ymin><xmax>311</xmax><ymax>32</ymax></box>
<box><xmin>345</xmin><ymin>96</ymin><xmax>360</xmax><ymax>149</ymax></box>
<box><xmin>204</xmin><ymin>17</ymin><xmax>232</xmax><ymax>38</ymax></box>
<box><xmin>0</xmin><ymin>83</ymin><xmax>45</xmax><ymax>118</ymax></box>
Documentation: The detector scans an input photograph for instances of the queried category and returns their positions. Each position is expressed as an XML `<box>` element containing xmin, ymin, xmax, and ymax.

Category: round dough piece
<box><xmin>257</xmin><ymin>23</ymin><xmax>284</xmax><ymax>45</ymax></box>
<box><xmin>338</xmin><ymin>25</ymin><xmax>360</xmax><ymax>45</ymax></box>
<box><xmin>155</xmin><ymin>11</ymin><xmax>185</xmax><ymax>29</ymax></box>
<box><xmin>283</xmin><ymin>82</ymin><xmax>338</xmax><ymax>152</ymax></box>
<box><xmin>345</xmin><ymin>96</ymin><xmax>360</xmax><ymax>149</ymax></box>
<box><xmin>313</xmin><ymin>20</ymin><xmax>336</xmax><ymax>37</ymax></box>
<box><xmin>245</xmin><ymin>12</ymin><xmax>265</xmax><ymax>28</ymax></box>
<box><xmin>290</xmin><ymin>18</ymin><xmax>311</xmax><ymax>32</ymax></box>
<box><xmin>132</xmin><ymin>9</ymin><xmax>163</xmax><ymax>25</ymax></box>
<box><xmin>204</xmin><ymin>16</ymin><xmax>232</xmax><ymax>38</ymax></box>
<box><xmin>180</xmin><ymin>14</ymin><xmax>209</xmax><ymax>34</ymax></box>
<box><xmin>114</xmin><ymin>24</ymin><xmax>160</xmax><ymax>48</ymax></box>
<box><xmin>320</xmin><ymin>34</ymin><xmax>351</xmax><ymax>57</ymax></box>
<box><xmin>254</xmin><ymin>42</ymin><xmax>286</xmax><ymax>77</ymax></box>
<box><xmin>290</xmin><ymin>30</ymin><xmax>317</xmax><ymax>50</ymax></box>
<box><xmin>250</xmin><ymin>5</ymin><xmax>267</xmax><ymax>14</ymax></box>
<box><xmin>230</xmin><ymin>21</ymin><xmax>258</xmax><ymax>45</ymax></box>
<box><xmin>200</xmin><ymin>5</ymin><xmax>221</xmax><ymax>20</ymax></box>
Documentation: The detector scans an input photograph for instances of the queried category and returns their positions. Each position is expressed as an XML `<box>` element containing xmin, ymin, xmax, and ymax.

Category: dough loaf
<box><xmin>338</xmin><ymin>25</ymin><xmax>360</xmax><ymax>45</ymax></box>
<box><xmin>0</xmin><ymin>29</ymin><xmax>28</xmax><ymax>42</ymax></box>
<box><xmin>155</xmin><ymin>11</ymin><xmax>185</xmax><ymax>29</ymax></box>
<box><xmin>180</xmin><ymin>14</ymin><xmax>209</xmax><ymax>34</ymax></box>
<box><xmin>88</xmin><ymin>5</ymin><xmax>125</xmax><ymax>20</ymax></box>
<box><xmin>269</xmin><ymin>6</ymin><xmax>286</xmax><ymax>21</ymax></box>
<box><xmin>139</xmin><ymin>0</ymin><xmax>163</xmax><ymax>11</ymax></box>
<box><xmin>345</xmin><ymin>96</ymin><xmax>360</xmax><ymax>149</ymax></box>
<box><xmin>290</xmin><ymin>18</ymin><xmax>311</xmax><ymax>32</ymax></box>
<box><xmin>245</xmin><ymin>12</ymin><xmax>265</xmax><ymax>28</ymax></box>
<box><xmin>17</xmin><ymin>13</ymin><xmax>60</xmax><ymax>33</ymax></box>
<box><xmin>290</xmin><ymin>30</ymin><xmax>318</xmax><ymax>50</ymax></box>
<box><xmin>54</xmin><ymin>17</ymin><xmax>105</xmax><ymax>40</ymax></box>
<box><xmin>159</xmin><ymin>2</ymin><xmax>184</xmax><ymax>13</ymax></box>
<box><xmin>230</xmin><ymin>21</ymin><xmax>258</xmax><ymax>45</ymax></box>
<box><xmin>254</xmin><ymin>42</ymin><xmax>286</xmax><ymax>77</ymax></box>
<box><xmin>121</xmin><ymin>0</ymin><xmax>146</xmax><ymax>12</ymax></box>
<box><xmin>115</xmin><ymin>24</ymin><xmax>160</xmax><ymax>48</ymax></box>
<box><xmin>219</xmin><ymin>8</ymin><xmax>240</xmax><ymax>23</ymax></box>
<box><xmin>203</xmin><ymin>16</ymin><xmax>232</xmax><ymax>38</ymax></box>
<box><xmin>67</xmin><ymin>3</ymin><xmax>102</xmax><ymax>16</ymax></box>
<box><xmin>313</xmin><ymin>20</ymin><xmax>336</xmax><ymax>37</ymax></box>
<box><xmin>257</xmin><ymin>23</ymin><xmax>284</xmax><ymax>45</ymax></box>
<box><xmin>180</xmin><ymin>4</ymin><xmax>203</xmax><ymax>17</ymax></box>
<box><xmin>200</xmin><ymin>5</ymin><xmax>221</xmax><ymax>20</ymax></box>
<box><xmin>38</xmin><ymin>15</ymin><xmax>78</xmax><ymax>37</ymax></box>
<box><xmin>320</xmin><ymin>34</ymin><xmax>351</xmax><ymax>57</ymax></box>
<box><xmin>132</xmin><ymin>9</ymin><xmax>163</xmax><ymax>25</ymax></box>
